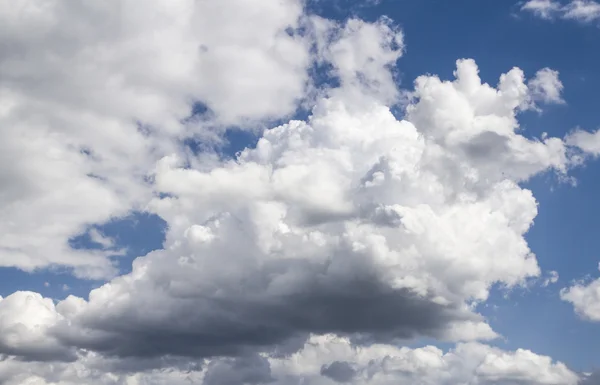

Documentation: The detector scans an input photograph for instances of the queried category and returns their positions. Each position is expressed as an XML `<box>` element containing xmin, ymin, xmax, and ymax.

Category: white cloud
<box><xmin>0</xmin><ymin>291</ymin><xmax>75</xmax><ymax>361</ymax></box>
<box><xmin>0</xmin><ymin>0</ymin><xmax>317</xmax><ymax>278</ymax></box>
<box><xmin>0</xmin><ymin>1</ymin><xmax>593</xmax><ymax>383</ymax></box>
<box><xmin>269</xmin><ymin>335</ymin><xmax>578</xmax><ymax>385</ymax></box>
<box><xmin>0</xmin><ymin>332</ymin><xmax>579</xmax><ymax>385</ymax></box>
<box><xmin>522</xmin><ymin>0</ymin><xmax>600</xmax><ymax>23</ymax></box>
<box><xmin>42</xmin><ymin>58</ymin><xmax>579</xmax><ymax>361</ymax></box>
<box><xmin>321</xmin><ymin>16</ymin><xmax>404</xmax><ymax>107</ymax></box>
<box><xmin>543</xmin><ymin>270</ymin><xmax>560</xmax><ymax>287</ymax></box>
<box><xmin>566</xmin><ymin>129</ymin><xmax>600</xmax><ymax>156</ymax></box>
<box><xmin>528</xmin><ymin>68</ymin><xmax>565</xmax><ymax>105</ymax></box>
<box><xmin>563</xmin><ymin>0</ymin><xmax>600</xmax><ymax>22</ymax></box>
<box><xmin>560</xmin><ymin>264</ymin><xmax>600</xmax><ymax>321</ymax></box>
<box><xmin>522</xmin><ymin>0</ymin><xmax>563</xmax><ymax>19</ymax></box>
<box><xmin>88</xmin><ymin>229</ymin><xmax>116</xmax><ymax>249</ymax></box>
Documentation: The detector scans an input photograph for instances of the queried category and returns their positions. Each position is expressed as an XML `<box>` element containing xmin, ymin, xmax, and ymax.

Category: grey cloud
<box><xmin>203</xmin><ymin>354</ymin><xmax>274</xmax><ymax>385</ymax></box>
<box><xmin>53</xmin><ymin>266</ymin><xmax>472</xmax><ymax>360</ymax></box>
<box><xmin>321</xmin><ymin>361</ymin><xmax>357</xmax><ymax>383</ymax></box>
<box><xmin>0</xmin><ymin>341</ymin><xmax>76</xmax><ymax>363</ymax></box>
<box><xmin>463</xmin><ymin>131</ymin><xmax>511</xmax><ymax>161</ymax></box>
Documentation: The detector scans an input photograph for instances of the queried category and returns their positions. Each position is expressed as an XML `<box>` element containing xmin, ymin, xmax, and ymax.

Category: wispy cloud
<box><xmin>522</xmin><ymin>0</ymin><xmax>600</xmax><ymax>23</ymax></box>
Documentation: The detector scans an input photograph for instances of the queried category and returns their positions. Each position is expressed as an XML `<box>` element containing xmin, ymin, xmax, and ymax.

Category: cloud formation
<box><xmin>41</xmin><ymin>57</ymin><xmax>583</xmax><ymax>362</ymax></box>
<box><xmin>0</xmin><ymin>0</ymin><xmax>315</xmax><ymax>278</ymax></box>
<box><xmin>0</xmin><ymin>332</ymin><xmax>580</xmax><ymax>385</ymax></box>
<box><xmin>0</xmin><ymin>0</ymin><xmax>597</xmax><ymax>384</ymax></box>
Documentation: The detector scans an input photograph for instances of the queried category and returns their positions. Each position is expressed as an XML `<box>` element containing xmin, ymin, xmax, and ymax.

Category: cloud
<box><xmin>0</xmin><ymin>1</ymin><xmax>594</xmax><ymax>383</ymax></box>
<box><xmin>203</xmin><ymin>354</ymin><xmax>274</xmax><ymax>385</ymax></box>
<box><xmin>269</xmin><ymin>335</ymin><xmax>579</xmax><ymax>385</ymax></box>
<box><xmin>321</xmin><ymin>360</ymin><xmax>357</xmax><ymax>383</ymax></box>
<box><xmin>0</xmin><ymin>0</ymin><xmax>316</xmax><ymax>279</ymax></box>
<box><xmin>88</xmin><ymin>229</ymin><xmax>116</xmax><ymax>249</ymax></box>
<box><xmin>0</xmin><ymin>334</ymin><xmax>579</xmax><ymax>385</ymax></box>
<box><xmin>521</xmin><ymin>0</ymin><xmax>563</xmax><ymax>19</ymax></box>
<box><xmin>522</xmin><ymin>0</ymin><xmax>600</xmax><ymax>23</ymax></box>
<box><xmin>20</xmin><ymin>57</ymin><xmax>577</xmax><ymax>363</ymax></box>
<box><xmin>0</xmin><ymin>292</ymin><xmax>76</xmax><ymax>362</ymax></box>
<box><xmin>543</xmin><ymin>270</ymin><xmax>560</xmax><ymax>287</ymax></box>
<box><xmin>1</xmin><ymin>41</ymin><xmax>584</xmax><ymax>366</ymax></box>
<box><xmin>566</xmin><ymin>129</ymin><xmax>600</xmax><ymax>156</ymax></box>
<box><xmin>528</xmin><ymin>68</ymin><xmax>565</xmax><ymax>105</ymax></box>
<box><xmin>318</xmin><ymin>16</ymin><xmax>404</xmax><ymax>107</ymax></box>
<box><xmin>560</xmin><ymin>263</ymin><xmax>600</xmax><ymax>321</ymax></box>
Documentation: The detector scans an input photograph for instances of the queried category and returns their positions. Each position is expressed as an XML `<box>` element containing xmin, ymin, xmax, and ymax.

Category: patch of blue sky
<box><xmin>0</xmin><ymin>212</ymin><xmax>168</xmax><ymax>300</ymax></box>
<box><xmin>69</xmin><ymin>211</ymin><xmax>167</xmax><ymax>275</ymax></box>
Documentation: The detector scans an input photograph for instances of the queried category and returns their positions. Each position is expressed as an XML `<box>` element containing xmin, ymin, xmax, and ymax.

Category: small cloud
<box><xmin>543</xmin><ymin>270</ymin><xmax>560</xmax><ymax>287</ymax></box>
<box><xmin>528</xmin><ymin>68</ymin><xmax>565</xmax><ymax>105</ymax></box>
<box><xmin>62</xmin><ymin>284</ymin><xmax>70</xmax><ymax>292</ymax></box>
<box><xmin>88</xmin><ymin>228</ymin><xmax>115</xmax><ymax>249</ymax></box>
<box><xmin>522</xmin><ymin>0</ymin><xmax>600</xmax><ymax>23</ymax></box>
<box><xmin>44</xmin><ymin>282</ymin><xmax>50</xmax><ymax>288</ymax></box>
<box><xmin>566</xmin><ymin>129</ymin><xmax>600</xmax><ymax>157</ymax></box>
<box><xmin>521</xmin><ymin>0</ymin><xmax>562</xmax><ymax>19</ymax></box>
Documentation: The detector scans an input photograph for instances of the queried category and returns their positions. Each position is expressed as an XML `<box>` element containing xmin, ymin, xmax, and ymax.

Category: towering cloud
<box><xmin>0</xmin><ymin>0</ymin><xmax>595</xmax><ymax>384</ymax></box>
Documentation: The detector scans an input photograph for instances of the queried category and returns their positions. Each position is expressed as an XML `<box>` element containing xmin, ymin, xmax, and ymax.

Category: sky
<box><xmin>1</xmin><ymin>0</ymin><xmax>600</xmax><ymax>384</ymax></box>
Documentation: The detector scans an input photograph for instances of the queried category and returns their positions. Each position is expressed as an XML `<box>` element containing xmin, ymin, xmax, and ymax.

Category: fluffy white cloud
<box><xmin>0</xmin><ymin>291</ymin><xmax>74</xmax><ymax>361</ymax></box>
<box><xmin>522</xmin><ymin>0</ymin><xmax>600</xmax><ymax>23</ymax></box>
<box><xmin>30</xmin><ymin>57</ymin><xmax>576</xmax><ymax>363</ymax></box>
<box><xmin>566</xmin><ymin>129</ymin><xmax>600</xmax><ymax>156</ymax></box>
<box><xmin>268</xmin><ymin>334</ymin><xmax>579</xmax><ymax>385</ymax></box>
<box><xmin>0</xmin><ymin>0</ymin><xmax>318</xmax><ymax>278</ymax></box>
<box><xmin>317</xmin><ymin>16</ymin><xmax>404</xmax><ymax>107</ymax></box>
<box><xmin>0</xmin><ymin>1</ymin><xmax>592</xmax><ymax>383</ymax></box>
<box><xmin>529</xmin><ymin>68</ymin><xmax>565</xmax><ymax>105</ymax></box>
<box><xmin>561</xmin><ymin>264</ymin><xmax>600</xmax><ymax>321</ymax></box>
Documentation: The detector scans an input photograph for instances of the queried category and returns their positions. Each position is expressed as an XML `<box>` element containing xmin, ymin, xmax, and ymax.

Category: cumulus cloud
<box><xmin>0</xmin><ymin>0</ymin><xmax>315</xmax><ymax>278</ymax></box>
<box><xmin>41</xmin><ymin>56</ymin><xmax>585</xmax><ymax>361</ymax></box>
<box><xmin>561</xmin><ymin>264</ymin><xmax>600</xmax><ymax>321</ymax></box>
<box><xmin>0</xmin><ymin>0</ymin><xmax>594</xmax><ymax>384</ymax></box>
<box><xmin>528</xmin><ymin>68</ymin><xmax>565</xmax><ymax>105</ymax></box>
<box><xmin>318</xmin><ymin>16</ymin><xmax>404</xmax><ymax>107</ymax></box>
<box><xmin>2</xmin><ymin>56</ymin><xmax>580</xmax><ymax>369</ymax></box>
<box><xmin>269</xmin><ymin>335</ymin><xmax>579</xmax><ymax>385</ymax></box>
<box><xmin>566</xmin><ymin>129</ymin><xmax>600</xmax><ymax>156</ymax></box>
<box><xmin>0</xmin><ymin>292</ymin><xmax>75</xmax><ymax>362</ymax></box>
<box><xmin>0</xmin><ymin>334</ymin><xmax>579</xmax><ymax>385</ymax></box>
<box><xmin>522</xmin><ymin>0</ymin><xmax>600</xmax><ymax>23</ymax></box>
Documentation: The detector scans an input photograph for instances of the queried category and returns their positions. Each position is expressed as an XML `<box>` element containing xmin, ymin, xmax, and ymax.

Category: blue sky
<box><xmin>2</xmin><ymin>0</ymin><xmax>600</xmax><ymax>383</ymax></box>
